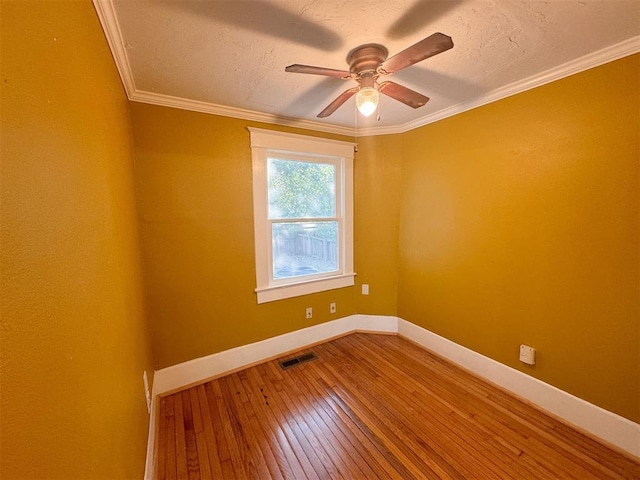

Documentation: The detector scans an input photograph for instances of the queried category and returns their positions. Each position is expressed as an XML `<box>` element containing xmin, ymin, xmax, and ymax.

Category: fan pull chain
<box><xmin>354</xmin><ymin>100</ymin><xmax>359</xmax><ymax>146</ymax></box>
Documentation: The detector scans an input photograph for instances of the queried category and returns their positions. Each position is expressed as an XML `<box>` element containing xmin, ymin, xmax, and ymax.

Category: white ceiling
<box><xmin>95</xmin><ymin>0</ymin><xmax>640</xmax><ymax>136</ymax></box>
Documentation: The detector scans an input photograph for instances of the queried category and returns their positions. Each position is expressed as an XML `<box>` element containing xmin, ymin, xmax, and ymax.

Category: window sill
<box><xmin>255</xmin><ymin>273</ymin><xmax>356</xmax><ymax>304</ymax></box>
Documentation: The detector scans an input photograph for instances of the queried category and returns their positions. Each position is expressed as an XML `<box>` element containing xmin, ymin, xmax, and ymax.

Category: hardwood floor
<box><xmin>155</xmin><ymin>333</ymin><xmax>640</xmax><ymax>479</ymax></box>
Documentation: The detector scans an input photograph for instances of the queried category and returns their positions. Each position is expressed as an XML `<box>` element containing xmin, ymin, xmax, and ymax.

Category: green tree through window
<box><xmin>268</xmin><ymin>158</ymin><xmax>335</xmax><ymax>220</ymax></box>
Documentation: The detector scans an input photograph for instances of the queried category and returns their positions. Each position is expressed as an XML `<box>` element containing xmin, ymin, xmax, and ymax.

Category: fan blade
<box><xmin>318</xmin><ymin>87</ymin><xmax>359</xmax><ymax>118</ymax></box>
<box><xmin>378</xmin><ymin>81</ymin><xmax>429</xmax><ymax>109</ymax></box>
<box><xmin>285</xmin><ymin>64</ymin><xmax>351</xmax><ymax>79</ymax></box>
<box><xmin>380</xmin><ymin>32</ymin><xmax>453</xmax><ymax>74</ymax></box>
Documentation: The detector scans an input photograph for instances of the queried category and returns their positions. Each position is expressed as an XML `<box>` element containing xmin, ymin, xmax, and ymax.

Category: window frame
<box><xmin>249</xmin><ymin>127</ymin><xmax>356</xmax><ymax>304</ymax></box>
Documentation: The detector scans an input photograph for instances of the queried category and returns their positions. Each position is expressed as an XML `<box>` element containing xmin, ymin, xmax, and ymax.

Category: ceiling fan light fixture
<box><xmin>355</xmin><ymin>87</ymin><xmax>379</xmax><ymax>117</ymax></box>
<box><xmin>286</xmin><ymin>33</ymin><xmax>453</xmax><ymax>119</ymax></box>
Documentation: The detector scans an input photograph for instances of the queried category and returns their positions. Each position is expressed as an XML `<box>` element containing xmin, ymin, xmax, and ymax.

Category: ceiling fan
<box><xmin>285</xmin><ymin>32</ymin><xmax>454</xmax><ymax>118</ymax></box>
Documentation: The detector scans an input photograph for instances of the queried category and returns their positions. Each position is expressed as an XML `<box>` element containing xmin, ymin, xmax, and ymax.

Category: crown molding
<box><xmin>92</xmin><ymin>0</ymin><xmax>136</xmax><ymax>94</ymax></box>
<box><xmin>93</xmin><ymin>0</ymin><xmax>639</xmax><ymax>137</ymax></box>
<box><xmin>129</xmin><ymin>90</ymin><xmax>357</xmax><ymax>137</ymax></box>
<box><xmin>365</xmin><ymin>35</ymin><xmax>640</xmax><ymax>136</ymax></box>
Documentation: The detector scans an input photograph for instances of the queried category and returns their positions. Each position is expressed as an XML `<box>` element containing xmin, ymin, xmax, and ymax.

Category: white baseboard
<box><xmin>144</xmin><ymin>314</ymin><xmax>639</xmax><ymax>476</ymax></box>
<box><xmin>355</xmin><ymin>314</ymin><xmax>398</xmax><ymax>333</ymax></box>
<box><xmin>397</xmin><ymin>318</ymin><xmax>640</xmax><ymax>459</ymax></box>
<box><xmin>143</xmin><ymin>382</ymin><xmax>158</xmax><ymax>480</ymax></box>
<box><xmin>152</xmin><ymin>314</ymin><xmax>397</xmax><ymax>396</ymax></box>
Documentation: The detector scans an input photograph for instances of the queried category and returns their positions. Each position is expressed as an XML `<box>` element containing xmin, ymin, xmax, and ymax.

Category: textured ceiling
<box><xmin>95</xmin><ymin>0</ymin><xmax>640</xmax><ymax>135</ymax></box>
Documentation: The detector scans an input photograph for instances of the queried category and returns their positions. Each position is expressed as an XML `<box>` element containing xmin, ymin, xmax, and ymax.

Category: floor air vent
<box><xmin>279</xmin><ymin>352</ymin><xmax>317</xmax><ymax>370</ymax></box>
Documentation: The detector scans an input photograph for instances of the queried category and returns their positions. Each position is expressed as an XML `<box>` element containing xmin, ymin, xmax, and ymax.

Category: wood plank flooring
<box><xmin>156</xmin><ymin>333</ymin><xmax>640</xmax><ymax>479</ymax></box>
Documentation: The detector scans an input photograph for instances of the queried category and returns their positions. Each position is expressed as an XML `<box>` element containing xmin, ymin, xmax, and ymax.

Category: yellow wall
<box><xmin>398</xmin><ymin>54</ymin><xmax>640</xmax><ymax>423</ymax></box>
<box><xmin>354</xmin><ymin>134</ymin><xmax>403</xmax><ymax>315</ymax></box>
<box><xmin>1</xmin><ymin>1</ymin><xmax>154</xmax><ymax>478</ymax></box>
<box><xmin>130</xmin><ymin>105</ymin><xmax>359</xmax><ymax>369</ymax></box>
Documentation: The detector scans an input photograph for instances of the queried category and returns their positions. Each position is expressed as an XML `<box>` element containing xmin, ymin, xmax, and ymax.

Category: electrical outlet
<box><xmin>306</xmin><ymin>307</ymin><xmax>313</xmax><ymax>319</ymax></box>
<box><xmin>330</xmin><ymin>302</ymin><xmax>336</xmax><ymax>314</ymax></box>
<box><xmin>362</xmin><ymin>284</ymin><xmax>369</xmax><ymax>295</ymax></box>
<box><xmin>519</xmin><ymin>344</ymin><xmax>536</xmax><ymax>365</ymax></box>
<box><xmin>143</xmin><ymin>371</ymin><xmax>151</xmax><ymax>414</ymax></box>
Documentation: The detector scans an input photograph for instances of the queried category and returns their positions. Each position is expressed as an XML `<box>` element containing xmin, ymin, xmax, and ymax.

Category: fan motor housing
<box><xmin>346</xmin><ymin>44</ymin><xmax>389</xmax><ymax>75</ymax></box>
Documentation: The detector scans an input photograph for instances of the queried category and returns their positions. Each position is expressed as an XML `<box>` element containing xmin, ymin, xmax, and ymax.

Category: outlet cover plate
<box><xmin>519</xmin><ymin>344</ymin><xmax>536</xmax><ymax>365</ymax></box>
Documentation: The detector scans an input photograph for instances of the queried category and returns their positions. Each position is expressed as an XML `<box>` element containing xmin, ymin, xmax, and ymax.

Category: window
<box><xmin>249</xmin><ymin>128</ymin><xmax>355</xmax><ymax>303</ymax></box>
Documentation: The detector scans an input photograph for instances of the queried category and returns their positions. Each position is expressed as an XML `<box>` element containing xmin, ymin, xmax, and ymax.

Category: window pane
<box><xmin>268</xmin><ymin>158</ymin><xmax>335</xmax><ymax>219</ymax></box>
<box><xmin>272</xmin><ymin>222</ymin><xmax>338</xmax><ymax>279</ymax></box>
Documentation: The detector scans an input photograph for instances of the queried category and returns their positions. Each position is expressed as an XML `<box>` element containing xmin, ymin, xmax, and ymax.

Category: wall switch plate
<box><xmin>330</xmin><ymin>302</ymin><xmax>336</xmax><ymax>313</ymax></box>
<box><xmin>306</xmin><ymin>307</ymin><xmax>313</xmax><ymax>319</ymax></box>
<box><xmin>362</xmin><ymin>284</ymin><xmax>369</xmax><ymax>295</ymax></box>
<box><xmin>519</xmin><ymin>344</ymin><xmax>536</xmax><ymax>365</ymax></box>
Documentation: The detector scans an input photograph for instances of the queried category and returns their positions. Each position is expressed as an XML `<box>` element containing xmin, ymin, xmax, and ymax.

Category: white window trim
<box><xmin>249</xmin><ymin>127</ymin><xmax>356</xmax><ymax>304</ymax></box>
